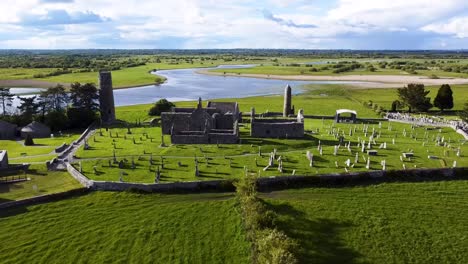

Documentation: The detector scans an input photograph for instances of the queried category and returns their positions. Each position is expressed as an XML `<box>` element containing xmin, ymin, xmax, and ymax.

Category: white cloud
<box><xmin>422</xmin><ymin>17</ymin><xmax>468</xmax><ymax>38</ymax></box>
<box><xmin>0</xmin><ymin>0</ymin><xmax>467</xmax><ymax>49</ymax></box>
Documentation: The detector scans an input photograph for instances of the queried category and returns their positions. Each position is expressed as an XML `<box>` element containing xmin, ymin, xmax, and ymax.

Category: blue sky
<box><xmin>0</xmin><ymin>0</ymin><xmax>467</xmax><ymax>49</ymax></box>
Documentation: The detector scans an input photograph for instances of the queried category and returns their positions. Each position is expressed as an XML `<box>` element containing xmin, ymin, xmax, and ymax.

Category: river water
<box><xmin>8</xmin><ymin>65</ymin><xmax>369</xmax><ymax>109</ymax></box>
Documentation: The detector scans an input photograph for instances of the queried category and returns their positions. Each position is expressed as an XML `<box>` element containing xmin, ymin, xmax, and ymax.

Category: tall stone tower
<box><xmin>98</xmin><ymin>71</ymin><xmax>116</xmax><ymax>124</ymax></box>
<box><xmin>283</xmin><ymin>84</ymin><xmax>293</xmax><ymax>117</ymax></box>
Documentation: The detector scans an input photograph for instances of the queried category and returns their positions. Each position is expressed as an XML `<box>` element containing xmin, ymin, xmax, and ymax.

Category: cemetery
<box><xmin>73</xmin><ymin>117</ymin><xmax>468</xmax><ymax>184</ymax></box>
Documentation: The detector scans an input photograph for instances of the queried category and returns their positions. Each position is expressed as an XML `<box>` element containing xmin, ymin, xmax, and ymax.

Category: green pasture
<box><xmin>0</xmin><ymin>164</ymin><xmax>82</xmax><ymax>203</ymax></box>
<box><xmin>75</xmin><ymin>120</ymin><xmax>468</xmax><ymax>183</ymax></box>
<box><xmin>0</xmin><ymin>192</ymin><xmax>250</xmax><ymax>264</ymax></box>
<box><xmin>265</xmin><ymin>180</ymin><xmax>468</xmax><ymax>263</ymax></box>
<box><xmin>0</xmin><ymin>133</ymin><xmax>80</xmax><ymax>159</ymax></box>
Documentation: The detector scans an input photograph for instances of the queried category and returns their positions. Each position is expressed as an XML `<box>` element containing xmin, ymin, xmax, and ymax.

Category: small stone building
<box><xmin>250</xmin><ymin>85</ymin><xmax>304</xmax><ymax>139</ymax></box>
<box><xmin>250</xmin><ymin>108</ymin><xmax>304</xmax><ymax>138</ymax></box>
<box><xmin>335</xmin><ymin>109</ymin><xmax>357</xmax><ymax>123</ymax></box>
<box><xmin>21</xmin><ymin>121</ymin><xmax>51</xmax><ymax>138</ymax></box>
<box><xmin>0</xmin><ymin>120</ymin><xmax>17</xmax><ymax>139</ymax></box>
<box><xmin>0</xmin><ymin>150</ymin><xmax>8</xmax><ymax>169</ymax></box>
<box><xmin>161</xmin><ymin>98</ymin><xmax>240</xmax><ymax>144</ymax></box>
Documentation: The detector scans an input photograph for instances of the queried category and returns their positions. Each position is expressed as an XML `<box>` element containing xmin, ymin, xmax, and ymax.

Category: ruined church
<box><xmin>161</xmin><ymin>98</ymin><xmax>240</xmax><ymax>144</ymax></box>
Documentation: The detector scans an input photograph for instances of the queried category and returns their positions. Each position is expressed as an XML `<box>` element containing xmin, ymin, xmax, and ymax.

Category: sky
<box><xmin>0</xmin><ymin>0</ymin><xmax>467</xmax><ymax>49</ymax></box>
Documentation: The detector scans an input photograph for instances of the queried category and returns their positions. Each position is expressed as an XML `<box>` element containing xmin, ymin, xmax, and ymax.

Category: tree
<box><xmin>460</xmin><ymin>102</ymin><xmax>468</xmax><ymax>122</ymax></box>
<box><xmin>397</xmin><ymin>83</ymin><xmax>432</xmax><ymax>112</ymax></box>
<box><xmin>68</xmin><ymin>82</ymin><xmax>99</xmax><ymax>128</ymax></box>
<box><xmin>39</xmin><ymin>84</ymin><xmax>68</xmax><ymax>112</ymax></box>
<box><xmin>70</xmin><ymin>82</ymin><xmax>99</xmax><ymax>110</ymax></box>
<box><xmin>45</xmin><ymin>110</ymin><xmax>68</xmax><ymax>131</ymax></box>
<box><xmin>391</xmin><ymin>100</ymin><xmax>402</xmax><ymax>112</ymax></box>
<box><xmin>433</xmin><ymin>84</ymin><xmax>454</xmax><ymax>111</ymax></box>
<box><xmin>0</xmin><ymin>87</ymin><xmax>14</xmax><ymax>116</ymax></box>
<box><xmin>17</xmin><ymin>96</ymin><xmax>38</xmax><ymax>123</ymax></box>
<box><xmin>148</xmin><ymin>99</ymin><xmax>175</xmax><ymax>116</ymax></box>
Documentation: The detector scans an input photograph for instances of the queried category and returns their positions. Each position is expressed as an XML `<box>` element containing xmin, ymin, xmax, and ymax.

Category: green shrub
<box><xmin>256</xmin><ymin>229</ymin><xmax>298</xmax><ymax>264</ymax></box>
<box><xmin>148</xmin><ymin>99</ymin><xmax>175</xmax><ymax>116</ymax></box>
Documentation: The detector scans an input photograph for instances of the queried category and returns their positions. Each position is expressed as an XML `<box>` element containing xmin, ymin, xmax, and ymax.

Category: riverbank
<box><xmin>198</xmin><ymin>70</ymin><xmax>468</xmax><ymax>88</ymax></box>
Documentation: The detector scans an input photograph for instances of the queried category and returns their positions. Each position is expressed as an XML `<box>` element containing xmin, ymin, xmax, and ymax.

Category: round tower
<box><xmin>283</xmin><ymin>84</ymin><xmax>292</xmax><ymax>117</ymax></box>
<box><xmin>98</xmin><ymin>71</ymin><xmax>116</xmax><ymax>123</ymax></box>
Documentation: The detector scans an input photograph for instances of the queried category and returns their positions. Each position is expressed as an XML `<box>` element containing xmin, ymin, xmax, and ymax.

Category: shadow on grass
<box><xmin>265</xmin><ymin>202</ymin><xmax>363</xmax><ymax>264</ymax></box>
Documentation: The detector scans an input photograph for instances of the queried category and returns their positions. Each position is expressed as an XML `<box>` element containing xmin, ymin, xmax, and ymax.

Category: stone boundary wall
<box><xmin>3</xmin><ymin>166</ymin><xmax>466</xmax><ymax>209</ymax></box>
<box><xmin>68</xmin><ymin>164</ymin><xmax>467</xmax><ymax>193</ymax></box>
<box><xmin>0</xmin><ymin>188</ymin><xmax>89</xmax><ymax>209</ymax></box>
<box><xmin>66</xmin><ymin>162</ymin><xmax>94</xmax><ymax>188</ymax></box>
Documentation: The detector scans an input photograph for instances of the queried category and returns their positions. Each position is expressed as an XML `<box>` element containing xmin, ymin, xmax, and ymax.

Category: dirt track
<box><xmin>198</xmin><ymin>70</ymin><xmax>468</xmax><ymax>88</ymax></box>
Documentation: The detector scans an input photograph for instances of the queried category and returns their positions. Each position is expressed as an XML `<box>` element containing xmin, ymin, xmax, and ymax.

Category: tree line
<box><xmin>0</xmin><ymin>83</ymin><xmax>100</xmax><ymax>130</ymax></box>
<box><xmin>392</xmin><ymin>83</ymin><xmax>454</xmax><ymax>113</ymax></box>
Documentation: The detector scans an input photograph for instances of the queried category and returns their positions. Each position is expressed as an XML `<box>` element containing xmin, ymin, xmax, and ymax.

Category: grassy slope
<box><xmin>1</xmin><ymin>132</ymin><xmax>80</xmax><ymax>159</ymax></box>
<box><xmin>0</xmin><ymin>192</ymin><xmax>250</xmax><ymax>264</ymax></box>
<box><xmin>0</xmin><ymin>165</ymin><xmax>82</xmax><ymax>202</ymax></box>
<box><xmin>264</xmin><ymin>180</ymin><xmax>468</xmax><ymax>264</ymax></box>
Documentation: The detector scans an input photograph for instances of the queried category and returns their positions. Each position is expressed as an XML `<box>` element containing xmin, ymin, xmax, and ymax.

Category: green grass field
<box><xmin>0</xmin><ymin>191</ymin><xmax>250</xmax><ymax>264</ymax></box>
<box><xmin>0</xmin><ymin>132</ymin><xmax>80</xmax><ymax>159</ymax></box>
<box><xmin>74</xmin><ymin>119</ymin><xmax>468</xmax><ymax>183</ymax></box>
<box><xmin>264</xmin><ymin>180</ymin><xmax>468</xmax><ymax>263</ymax></box>
<box><xmin>0</xmin><ymin>165</ymin><xmax>82</xmax><ymax>203</ymax></box>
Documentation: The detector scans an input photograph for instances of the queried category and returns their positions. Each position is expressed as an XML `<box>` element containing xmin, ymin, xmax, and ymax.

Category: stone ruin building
<box><xmin>161</xmin><ymin>98</ymin><xmax>240</xmax><ymax>144</ymax></box>
<box><xmin>250</xmin><ymin>85</ymin><xmax>304</xmax><ymax>138</ymax></box>
<box><xmin>99</xmin><ymin>71</ymin><xmax>116</xmax><ymax>124</ymax></box>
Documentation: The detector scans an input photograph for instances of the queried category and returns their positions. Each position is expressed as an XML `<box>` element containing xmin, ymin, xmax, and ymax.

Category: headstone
<box><xmin>402</xmin><ymin>153</ymin><xmax>413</xmax><ymax>158</ymax></box>
<box><xmin>118</xmin><ymin>160</ymin><xmax>124</xmax><ymax>169</ymax></box>
<box><xmin>367</xmin><ymin>150</ymin><xmax>378</xmax><ymax>156</ymax></box>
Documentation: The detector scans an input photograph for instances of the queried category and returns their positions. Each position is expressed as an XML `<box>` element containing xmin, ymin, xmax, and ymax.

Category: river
<box><xmin>7</xmin><ymin>65</ymin><xmax>368</xmax><ymax>108</ymax></box>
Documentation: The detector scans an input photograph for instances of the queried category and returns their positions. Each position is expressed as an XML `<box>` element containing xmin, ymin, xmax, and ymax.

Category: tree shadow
<box><xmin>264</xmin><ymin>202</ymin><xmax>363</xmax><ymax>264</ymax></box>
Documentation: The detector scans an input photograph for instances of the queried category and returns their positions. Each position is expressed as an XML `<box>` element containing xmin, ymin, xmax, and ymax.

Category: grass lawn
<box><xmin>74</xmin><ymin>119</ymin><xmax>468</xmax><ymax>183</ymax></box>
<box><xmin>0</xmin><ymin>191</ymin><xmax>250</xmax><ymax>264</ymax></box>
<box><xmin>264</xmin><ymin>180</ymin><xmax>468</xmax><ymax>263</ymax></box>
<box><xmin>0</xmin><ymin>165</ymin><xmax>82</xmax><ymax>203</ymax></box>
<box><xmin>0</xmin><ymin>132</ymin><xmax>81</xmax><ymax>159</ymax></box>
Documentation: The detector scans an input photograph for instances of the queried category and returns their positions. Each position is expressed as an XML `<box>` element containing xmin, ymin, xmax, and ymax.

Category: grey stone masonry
<box><xmin>99</xmin><ymin>71</ymin><xmax>116</xmax><ymax>124</ymax></box>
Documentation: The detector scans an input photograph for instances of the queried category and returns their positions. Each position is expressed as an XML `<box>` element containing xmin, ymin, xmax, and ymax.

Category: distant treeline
<box><xmin>0</xmin><ymin>49</ymin><xmax>467</xmax><ymax>59</ymax></box>
<box><xmin>0</xmin><ymin>54</ymin><xmax>147</xmax><ymax>70</ymax></box>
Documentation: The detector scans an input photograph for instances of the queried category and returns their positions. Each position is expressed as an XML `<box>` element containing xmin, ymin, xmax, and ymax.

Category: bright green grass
<box><xmin>0</xmin><ymin>68</ymin><xmax>60</xmax><ymax>80</ymax></box>
<box><xmin>115</xmin><ymin>84</ymin><xmax>381</xmax><ymax>123</ymax></box>
<box><xmin>0</xmin><ymin>165</ymin><xmax>82</xmax><ymax>203</ymax></box>
<box><xmin>75</xmin><ymin>120</ymin><xmax>468</xmax><ymax>183</ymax></box>
<box><xmin>264</xmin><ymin>180</ymin><xmax>468</xmax><ymax>263</ymax></box>
<box><xmin>0</xmin><ymin>191</ymin><xmax>250</xmax><ymax>264</ymax></box>
<box><xmin>0</xmin><ymin>133</ymin><xmax>80</xmax><ymax>158</ymax></box>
